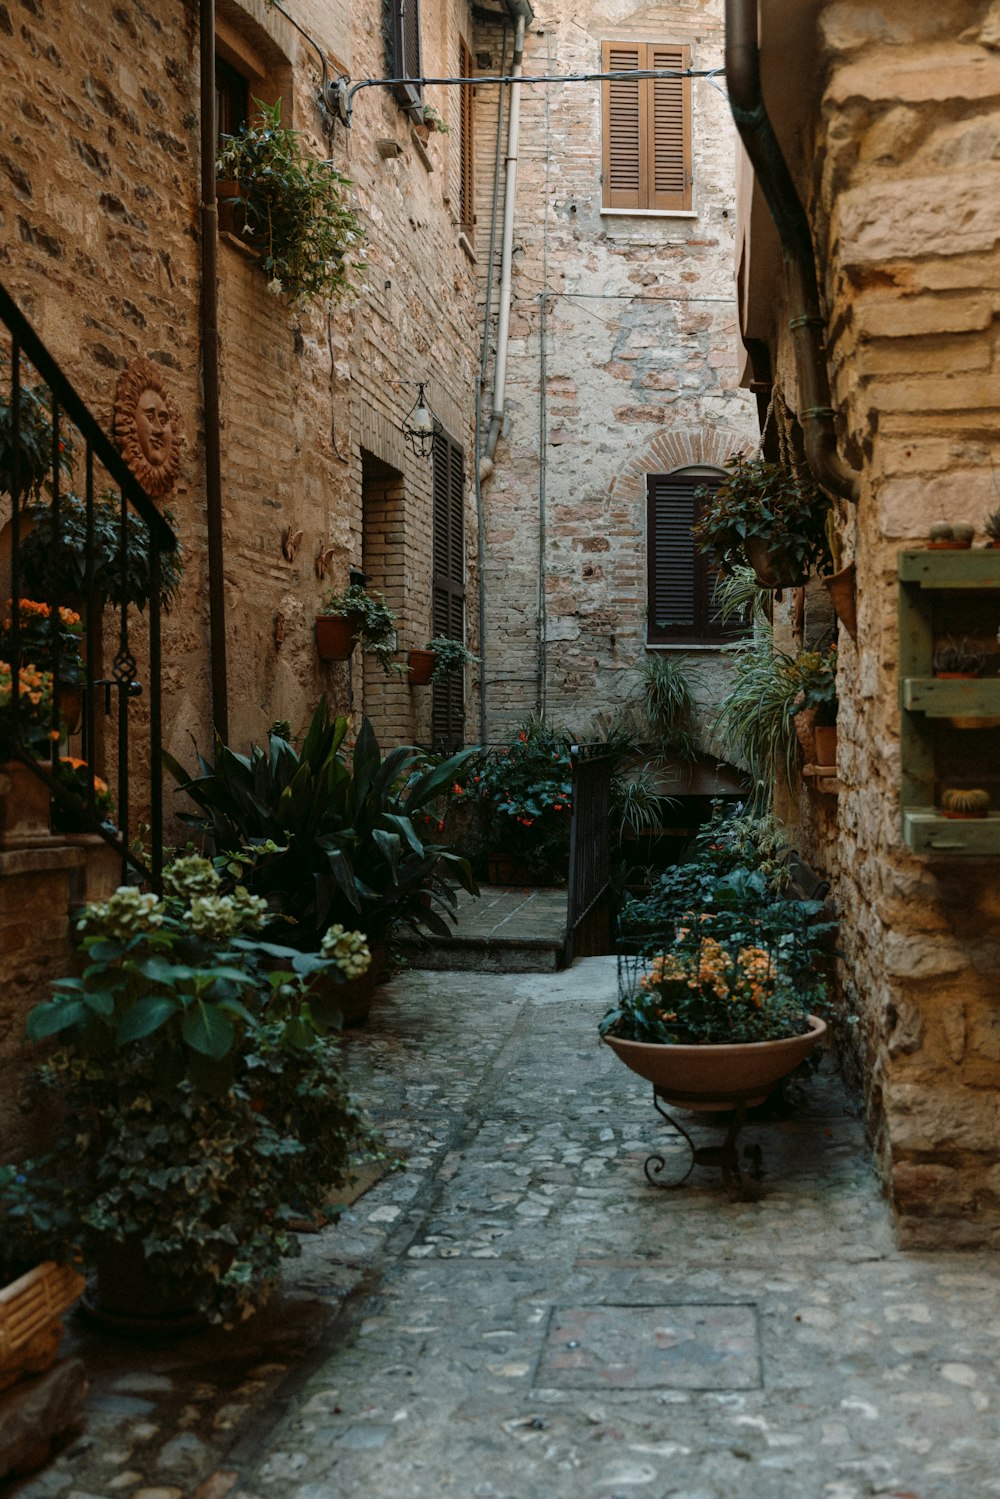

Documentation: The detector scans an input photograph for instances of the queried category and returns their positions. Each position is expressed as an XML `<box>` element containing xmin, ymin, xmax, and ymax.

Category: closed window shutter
<box><xmin>460</xmin><ymin>38</ymin><xmax>475</xmax><ymax>239</ymax></box>
<box><xmin>602</xmin><ymin>41</ymin><xmax>644</xmax><ymax>210</ymax></box>
<box><xmin>649</xmin><ymin>45</ymin><xmax>691</xmax><ymax>211</ymax></box>
<box><xmin>602</xmin><ymin>40</ymin><xmax>691</xmax><ymax>212</ymax></box>
<box><xmin>432</xmin><ymin>431</ymin><xmax>466</xmax><ymax>750</ymax></box>
<box><xmin>646</xmin><ymin>473</ymin><xmax>728</xmax><ymax>644</ymax></box>
<box><xmin>389</xmin><ymin>0</ymin><xmax>422</xmax><ymax>114</ymax></box>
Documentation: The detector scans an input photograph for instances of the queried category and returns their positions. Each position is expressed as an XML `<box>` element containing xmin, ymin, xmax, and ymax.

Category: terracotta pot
<box><xmin>792</xmin><ymin>705</ymin><xmax>817</xmax><ymax>766</ymax></box>
<box><xmin>315</xmin><ymin>615</ymin><xmax>356</xmax><ymax>662</ymax></box>
<box><xmin>0</xmin><ymin>1262</ymin><xmax>84</xmax><ymax>1392</ymax></box>
<box><xmin>0</xmin><ymin>760</ymin><xmax>53</xmax><ymax>845</ymax></box>
<box><xmin>813</xmin><ymin>723</ymin><xmax>838</xmax><ymax>768</ymax></box>
<box><xmin>57</xmin><ymin>683</ymin><xmax>83</xmax><ymax>735</ymax></box>
<box><xmin>823</xmin><ymin>563</ymin><xmax>857</xmax><ymax>642</ymax></box>
<box><xmin>603</xmin><ymin>1015</ymin><xmax>827</xmax><ymax>1112</ymax></box>
<box><xmin>744</xmin><ymin>536</ymin><xmax>805</xmax><ymax>591</ymax></box>
<box><xmin>407</xmin><ymin>648</ymin><xmax>436</xmax><ymax>685</ymax></box>
<box><xmin>319</xmin><ymin>944</ymin><xmax>389</xmax><ymax>1029</ymax></box>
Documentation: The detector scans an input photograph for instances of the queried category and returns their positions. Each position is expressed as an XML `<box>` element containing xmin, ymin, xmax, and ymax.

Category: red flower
<box><xmin>452</xmin><ymin>782</ymin><xmax>464</xmax><ymax>795</ymax></box>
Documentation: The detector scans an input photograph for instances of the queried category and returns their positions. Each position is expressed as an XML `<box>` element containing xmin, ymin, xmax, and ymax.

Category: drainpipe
<box><xmin>724</xmin><ymin>0</ymin><xmax>859</xmax><ymax>504</ymax></box>
<box><xmin>199</xmin><ymin>0</ymin><xmax>229</xmax><ymax>739</ymax></box>
<box><xmin>480</xmin><ymin>7</ymin><xmax>527</xmax><ymax>476</ymax></box>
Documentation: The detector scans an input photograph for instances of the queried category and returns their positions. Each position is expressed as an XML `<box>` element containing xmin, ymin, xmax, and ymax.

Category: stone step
<box><xmin>398</xmin><ymin>884</ymin><xmax>568</xmax><ymax>974</ymax></box>
<box><xmin>397</xmin><ymin>932</ymin><xmax>565</xmax><ymax>973</ymax></box>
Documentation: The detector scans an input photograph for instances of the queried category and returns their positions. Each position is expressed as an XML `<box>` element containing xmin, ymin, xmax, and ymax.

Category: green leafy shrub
<box><xmin>466</xmin><ymin>718</ymin><xmax>573</xmax><ymax>882</ymax></box>
<box><xmin>693</xmin><ymin>454</ymin><xmax>831</xmax><ymax>582</ymax></box>
<box><xmin>165</xmin><ymin>702</ymin><xmax>477</xmax><ymax>949</ymax></box>
<box><xmin>19</xmin><ymin>491</ymin><xmax>183</xmax><ymax>612</ymax></box>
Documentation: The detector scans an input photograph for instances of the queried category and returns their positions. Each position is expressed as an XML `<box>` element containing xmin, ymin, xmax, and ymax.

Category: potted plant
<box><xmin>2</xmin><ymin>598</ymin><xmax>85</xmax><ymax>733</ymax></box>
<box><xmin>316</xmin><ymin>584</ymin><xmax>401</xmax><ymax>674</ymax></box>
<box><xmin>785</xmin><ymin>643</ymin><xmax>838</xmax><ymax>769</ymax></box>
<box><xmin>472</xmin><ymin>718</ymin><xmax>574</xmax><ymax>885</ymax></box>
<box><xmin>928</xmin><ymin>521</ymin><xmax>974</xmax><ymax>550</ymax></box>
<box><xmin>985</xmin><ymin>509</ymin><xmax>1000</xmax><ymax>549</ymax></box>
<box><xmin>216</xmin><ymin>98</ymin><xmax>364</xmax><ymax>306</ymax></box>
<box><xmin>19</xmin><ymin>491</ymin><xmax>184</xmax><ymax>614</ymax></box>
<box><xmin>693</xmin><ymin>454</ymin><xmax>831</xmax><ymax>590</ymax></box>
<box><xmin>20</xmin><ymin>858</ymin><xmax>378</xmax><ymax>1327</ymax></box>
<box><xmin>414</xmin><ymin>105</ymin><xmax>449</xmax><ymax>142</ymax></box>
<box><xmin>0</xmin><ymin>660</ymin><xmax>58</xmax><ymax>842</ymax></box>
<box><xmin>933</xmin><ymin>637</ymin><xmax>986</xmax><ymax>678</ymax></box>
<box><xmin>408</xmin><ymin>636</ymin><xmax>478</xmax><ymax>686</ymax></box>
<box><xmin>940</xmin><ymin>787</ymin><xmax>991</xmax><ymax>819</ymax></box>
<box><xmin>601</xmin><ymin>851</ymin><xmax>834</xmax><ymax>1111</ymax></box>
<box><xmin>164</xmin><ymin>704</ymin><xmax>478</xmax><ymax>1011</ymax></box>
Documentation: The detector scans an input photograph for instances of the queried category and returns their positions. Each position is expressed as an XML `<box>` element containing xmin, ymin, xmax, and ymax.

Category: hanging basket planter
<box><xmin>744</xmin><ymin>537</ymin><xmax>806</xmax><ymax>591</ymax></box>
<box><xmin>315</xmin><ymin>615</ymin><xmax>356</xmax><ymax>662</ymax></box>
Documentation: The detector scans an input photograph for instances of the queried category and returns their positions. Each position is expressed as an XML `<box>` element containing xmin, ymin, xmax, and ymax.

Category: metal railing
<box><xmin>566</xmin><ymin>743</ymin><xmax>614</xmax><ymax>960</ymax></box>
<box><xmin>1</xmin><ymin>278</ymin><xmax>178</xmax><ymax>886</ymax></box>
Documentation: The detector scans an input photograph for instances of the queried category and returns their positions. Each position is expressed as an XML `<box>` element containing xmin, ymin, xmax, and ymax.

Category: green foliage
<box><xmin>607</xmin><ymin>802</ymin><xmax>836</xmax><ymax>1046</ymax></box>
<box><xmin>711</xmin><ymin>563</ymin><xmax>771</xmax><ymax>630</ymax></box>
<box><xmin>985</xmin><ymin>507</ymin><xmax>1000</xmax><ymax>543</ymax></box>
<box><xmin>785</xmin><ymin>643</ymin><xmax>838</xmax><ymax>726</ymax></box>
<box><xmin>693</xmin><ymin>453</ymin><xmax>831</xmax><ymax>581</ymax></box>
<box><xmin>0</xmin><ymin>1164</ymin><xmax>80</xmax><ymax>1282</ymax></box>
<box><xmin>20</xmin><ymin>492</ymin><xmax>183</xmax><ymax>612</ymax></box>
<box><xmin>320</xmin><ymin>584</ymin><xmax>400</xmax><ymax>675</ymax></box>
<box><xmin>0</xmin><ymin>353</ymin><xmax>74</xmax><ymax>503</ymax></box>
<box><xmin>14</xmin><ymin>855</ymin><xmax>378</xmax><ymax>1324</ymax></box>
<box><xmin>2</xmin><ymin>597</ymin><xmax>84</xmax><ymax>684</ymax></box>
<box><xmin>426</xmin><ymin>636</ymin><xmax>478</xmax><ymax>684</ymax></box>
<box><xmin>164</xmin><ymin>701</ymin><xmax>478</xmax><ymax>948</ymax></box>
<box><xmin>468</xmin><ymin>718</ymin><xmax>573</xmax><ymax>882</ymax></box>
<box><xmin>217</xmin><ymin>98</ymin><xmax>364</xmax><ymax>306</ymax></box>
<box><xmin>711</xmin><ymin>626</ymin><xmax>799</xmax><ymax>811</ymax></box>
<box><xmin>421</xmin><ymin>105</ymin><xmax>449</xmax><ymax>133</ymax></box>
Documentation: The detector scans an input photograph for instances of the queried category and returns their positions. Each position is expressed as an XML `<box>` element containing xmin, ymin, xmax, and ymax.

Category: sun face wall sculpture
<box><xmin>113</xmin><ymin>356</ymin><xmax>181</xmax><ymax>499</ymax></box>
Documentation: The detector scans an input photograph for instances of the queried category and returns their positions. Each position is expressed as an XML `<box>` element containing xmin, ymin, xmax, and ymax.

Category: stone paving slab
<box><xmin>399</xmin><ymin>886</ymin><xmax>569</xmax><ymax>971</ymax></box>
<box><xmin>12</xmin><ymin>961</ymin><xmax>1000</xmax><ymax>1499</ymax></box>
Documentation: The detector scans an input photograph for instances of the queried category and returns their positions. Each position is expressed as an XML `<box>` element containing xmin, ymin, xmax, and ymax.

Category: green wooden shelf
<box><xmin>899</xmin><ymin>549</ymin><xmax>1000</xmax><ymax>856</ymax></box>
<box><xmin>903</xmin><ymin>809</ymin><xmax>1000</xmax><ymax>856</ymax></box>
<box><xmin>898</xmin><ymin>549</ymin><xmax>1000</xmax><ymax>588</ymax></box>
<box><xmin>901</xmin><ymin>677</ymin><xmax>1000</xmax><ymax>716</ymax></box>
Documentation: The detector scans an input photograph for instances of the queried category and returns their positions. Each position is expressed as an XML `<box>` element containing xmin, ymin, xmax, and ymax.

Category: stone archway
<box><xmin>607</xmin><ymin>424</ymin><xmax>755</xmax><ymax>509</ymax></box>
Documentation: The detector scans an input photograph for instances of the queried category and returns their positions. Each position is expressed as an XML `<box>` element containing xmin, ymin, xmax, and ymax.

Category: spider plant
<box><xmin>711</xmin><ymin>564</ymin><xmax>771</xmax><ymax>631</ymax></box>
<box><xmin>711</xmin><ymin>626</ymin><xmax>799</xmax><ymax>812</ymax></box>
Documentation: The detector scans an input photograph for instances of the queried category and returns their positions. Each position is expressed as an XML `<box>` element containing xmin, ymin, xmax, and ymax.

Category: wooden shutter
<box><xmin>649</xmin><ymin>44</ymin><xmax>690</xmax><ymax>211</ymax></box>
<box><xmin>390</xmin><ymin>0</ymin><xmax>422</xmax><ymax>114</ymax></box>
<box><xmin>646</xmin><ymin>473</ymin><xmax>729</xmax><ymax>644</ymax></box>
<box><xmin>459</xmin><ymin>38</ymin><xmax>475</xmax><ymax>240</ymax></box>
<box><xmin>431</xmin><ymin>430</ymin><xmax>466</xmax><ymax>750</ymax></box>
<box><xmin>602</xmin><ymin>41</ymin><xmax>691</xmax><ymax>212</ymax></box>
<box><xmin>602</xmin><ymin>41</ymin><xmax>644</xmax><ymax>210</ymax></box>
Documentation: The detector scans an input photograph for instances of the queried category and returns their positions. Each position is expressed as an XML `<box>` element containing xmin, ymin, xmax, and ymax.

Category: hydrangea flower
<box><xmin>321</xmin><ymin>924</ymin><xmax>372</xmax><ymax>978</ymax></box>
<box><xmin>78</xmin><ymin>886</ymin><xmax>165</xmax><ymax>938</ymax></box>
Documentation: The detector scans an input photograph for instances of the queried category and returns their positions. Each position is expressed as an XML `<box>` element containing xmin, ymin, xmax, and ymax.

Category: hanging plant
<box><xmin>216</xmin><ymin>98</ymin><xmax>365</xmax><ymax>307</ymax></box>
<box><xmin>693</xmin><ymin>454</ymin><xmax>831</xmax><ymax>588</ymax></box>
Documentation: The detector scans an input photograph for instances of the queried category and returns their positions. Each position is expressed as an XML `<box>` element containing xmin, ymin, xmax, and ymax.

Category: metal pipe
<box><xmin>483</xmin><ymin>13</ymin><xmax>526</xmax><ymax>466</ymax></box>
<box><xmin>199</xmin><ymin>0</ymin><xmax>229</xmax><ymax>738</ymax></box>
<box><xmin>724</xmin><ymin>0</ymin><xmax>859</xmax><ymax>504</ymax></box>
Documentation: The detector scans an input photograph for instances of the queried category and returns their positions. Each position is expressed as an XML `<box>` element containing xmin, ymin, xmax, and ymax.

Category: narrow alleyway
<box><xmin>14</xmin><ymin>961</ymin><xmax>1000</xmax><ymax>1499</ymax></box>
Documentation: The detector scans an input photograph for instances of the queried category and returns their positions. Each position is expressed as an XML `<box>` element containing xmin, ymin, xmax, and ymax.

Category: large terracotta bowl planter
<box><xmin>603</xmin><ymin>1015</ymin><xmax>827</xmax><ymax>1111</ymax></box>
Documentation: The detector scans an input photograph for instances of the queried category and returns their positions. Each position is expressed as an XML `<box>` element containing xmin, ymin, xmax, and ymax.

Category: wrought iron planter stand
<box><xmin>643</xmin><ymin>1087</ymin><xmax>765</xmax><ymax>1202</ymax></box>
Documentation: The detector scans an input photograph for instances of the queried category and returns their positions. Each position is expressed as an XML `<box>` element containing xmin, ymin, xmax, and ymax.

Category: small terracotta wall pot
<box><xmin>407</xmin><ymin>649</ymin><xmax>436</xmax><ymax>685</ymax></box>
<box><xmin>823</xmin><ymin>563</ymin><xmax>857</xmax><ymax>642</ymax></box>
<box><xmin>603</xmin><ymin>1016</ymin><xmax>827</xmax><ymax>1111</ymax></box>
<box><xmin>0</xmin><ymin>760</ymin><xmax>53</xmax><ymax>845</ymax></box>
<box><xmin>315</xmin><ymin>615</ymin><xmax>356</xmax><ymax>662</ymax></box>
<box><xmin>813</xmin><ymin>724</ymin><xmax>838</xmax><ymax>768</ymax></box>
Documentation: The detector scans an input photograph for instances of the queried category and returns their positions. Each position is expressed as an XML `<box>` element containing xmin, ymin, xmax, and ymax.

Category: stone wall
<box><xmin>754</xmin><ymin>0</ymin><xmax>1000</xmax><ymax>1244</ymax></box>
<box><xmin>473</xmin><ymin>0</ymin><xmax>757</xmax><ymax>744</ymax></box>
<box><xmin>2</xmin><ymin>0</ymin><xmax>483</xmax><ymax>794</ymax></box>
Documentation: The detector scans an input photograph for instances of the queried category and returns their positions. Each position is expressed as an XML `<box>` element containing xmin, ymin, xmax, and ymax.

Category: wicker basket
<box><xmin>0</xmin><ymin>1262</ymin><xmax>84</xmax><ymax>1390</ymax></box>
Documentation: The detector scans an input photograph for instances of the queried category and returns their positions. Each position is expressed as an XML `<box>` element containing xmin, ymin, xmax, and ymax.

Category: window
<box><xmin>647</xmin><ymin>470</ymin><xmax>730</xmax><ymax>645</ymax></box>
<box><xmin>601</xmin><ymin>40</ymin><xmax>691</xmax><ymax>212</ymax></box>
<box><xmin>431</xmin><ymin>429</ymin><xmax>466</xmax><ymax>750</ymax></box>
<box><xmin>216</xmin><ymin>55</ymin><xmax>249</xmax><ymax>147</ymax></box>
<box><xmin>459</xmin><ymin>37</ymin><xmax>475</xmax><ymax>240</ymax></box>
<box><xmin>388</xmin><ymin>0</ymin><xmax>422</xmax><ymax>116</ymax></box>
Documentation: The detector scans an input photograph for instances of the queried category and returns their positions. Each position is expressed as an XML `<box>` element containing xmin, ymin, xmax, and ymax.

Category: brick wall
<box><xmin>472</xmin><ymin>0</ymin><xmax>757</xmax><ymax>743</ymax></box>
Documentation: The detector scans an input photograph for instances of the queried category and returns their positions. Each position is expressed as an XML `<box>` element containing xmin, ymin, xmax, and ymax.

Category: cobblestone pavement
<box><xmin>14</xmin><ymin>959</ymin><xmax>1000</xmax><ymax>1499</ymax></box>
